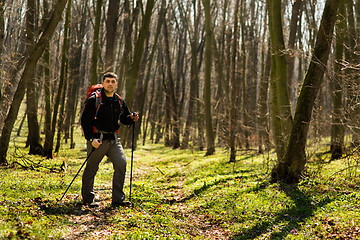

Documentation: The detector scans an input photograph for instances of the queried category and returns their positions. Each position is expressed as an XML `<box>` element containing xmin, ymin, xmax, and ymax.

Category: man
<box><xmin>81</xmin><ymin>72</ymin><xmax>139</xmax><ymax>207</ymax></box>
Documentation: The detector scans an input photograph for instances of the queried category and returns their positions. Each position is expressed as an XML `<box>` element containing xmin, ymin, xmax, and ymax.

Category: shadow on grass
<box><xmin>169</xmin><ymin>171</ymin><xmax>265</xmax><ymax>204</ymax></box>
<box><xmin>34</xmin><ymin>197</ymin><xmax>113</xmax><ymax>217</ymax></box>
<box><xmin>232</xmin><ymin>183</ymin><xmax>334</xmax><ymax>240</ymax></box>
<box><xmin>34</xmin><ymin>198</ymin><xmax>117</xmax><ymax>239</ymax></box>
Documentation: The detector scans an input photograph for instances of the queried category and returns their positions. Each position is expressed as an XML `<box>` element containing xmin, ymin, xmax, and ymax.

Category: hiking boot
<box><xmin>83</xmin><ymin>201</ymin><xmax>99</xmax><ymax>208</ymax></box>
<box><xmin>111</xmin><ymin>201</ymin><xmax>132</xmax><ymax>208</ymax></box>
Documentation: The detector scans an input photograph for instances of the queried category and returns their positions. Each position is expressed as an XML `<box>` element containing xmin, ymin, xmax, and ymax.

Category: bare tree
<box><xmin>0</xmin><ymin>0</ymin><xmax>69</xmax><ymax>165</ymax></box>
<box><xmin>268</xmin><ymin>0</ymin><xmax>293</xmax><ymax>160</ymax></box>
<box><xmin>25</xmin><ymin>0</ymin><xmax>43</xmax><ymax>155</ymax></box>
<box><xmin>104</xmin><ymin>0</ymin><xmax>120</xmax><ymax>72</ymax></box>
<box><xmin>163</xmin><ymin>17</ymin><xmax>180</xmax><ymax>149</ymax></box>
<box><xmin>330</xmin><ymin>0</ymin><xmax>346</xmax><ymax>159</ymax></box>
<box><xmin>55</xmin><ymin>1</ymin><xmax>72</xmax><ymax>153</ymax></box>
<box><xmin>271</xmin><ymin>0</ymin><xmax>341</xmax><ymax>183</ymax></box>
<box><xmin>0</xmin><ymin>0</ymin><xmax>4</xmax><ymax>100</ymax></box>
<box><xmin>203</xmin><ymin>0</ymin><xmax>215</xmax><ymax>156</ymax></box>
<box><xmin>119</xmin><ymin>0</ymin><xmax>155</xmax><ymax>147</ymax></box>
<box><xmin>90</xmin><ymin>0</ymin><xmax>103</xmax><ymax>85</ymax></box>
<box><xmin>229</xmin><ymin>0</ymin><xmax>240</xmax><ymax>162</ymax></box>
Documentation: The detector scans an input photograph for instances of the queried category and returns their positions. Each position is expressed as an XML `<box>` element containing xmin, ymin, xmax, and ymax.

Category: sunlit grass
<box><xmin>1</xmin><ymin>122</ymin><xmax>360</xmax><ymax>239</ymax></box>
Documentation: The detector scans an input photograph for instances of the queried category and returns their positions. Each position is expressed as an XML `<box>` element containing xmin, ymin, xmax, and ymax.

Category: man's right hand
<box><xmin>91</xmin><ymin>139</ymin><xmax>102</xmax><ymax>148</ymax></box>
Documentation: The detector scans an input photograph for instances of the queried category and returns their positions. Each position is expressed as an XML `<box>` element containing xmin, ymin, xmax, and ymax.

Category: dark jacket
<box><xmin>81</xmin><ymin>88</ymin><xmax>134</xmax><ymax>140</ymax></box>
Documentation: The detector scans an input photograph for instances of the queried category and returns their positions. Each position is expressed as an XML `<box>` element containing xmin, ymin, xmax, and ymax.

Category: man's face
<box><xmin>102</xmin><ymin>77</ymin><xmax>118</xmax><ymax>94</ymax></box>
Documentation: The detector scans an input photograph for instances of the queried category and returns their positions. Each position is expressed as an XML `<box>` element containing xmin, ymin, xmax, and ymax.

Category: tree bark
<box><xmin>104</xmin><ymin>0</ymin><xmax>120</xmax><ymax>71</ymax></box>
<box><xmin>240</xmin><ymin>1</ymin><xmax>249</xmax><ymax>149</ymax></box>
<box><xmin>43</xmin><ymin>1</ymin><xmax>71</xmax><ymax>158</ymax></box>
<box><xmin>330</xmin><ymin>0</ymin><xmax>345</xmax><ymax>159</ymax></box>
<box><xmin>0</xmin><ymin>0</ymin><xmax>69</xmax><ymax>165</ymax></box>
<box><xmin>0</xmin><ymin>0</ymin><xmax>4</xmax><ymax>99</ymax></box>
<box><xmin>120</xmin><ymin>0</ymin><xmax>155</xmax><ymax>146</ymax></box>
<box><xmin>203</xmin><ymin>0</ymin><xmax>215</xmax><ymax>156</ymax></box>
<box><xmin>90</xmin><ymin>0</ymin><xmax>102</xmax><ymax>85</ymax></box>
<box><xmin>55</xmin><ymin>1</ymin><xmax>71</xmax><ymax>153</ymax></box>
<box><xmin>0</xmin><ymin>16</ymin><xmax>27</xmax><ymax>132</ymax></box>
<box><xmin>180</xmin><ymin>0</ymin><xmax>201</xmax><ymax>149</ymax></box>
<box><xmin>131</xmin><ymin>0</ymin><xmax>166</xmax><ymax>147</ymax></box>
<box><xmin>229</xmin><ymin>0</ymin><xmax>240</xmax><ymax>162</ymax></box>
<box><xmin>25</xmin><ymin>0</ymin><xmax>43</xmax><ymax>155</ymax></box>
<box><xmin>162</xmin><ymin>18</ymin><xmax>180</xmax><ymax>149</ymax></box>
<box><xmin>42</xmin><ymin>0</ymin><xmax>52</xmax><ymax>158</ymax></box>
<box><xmin>345</xmin><ymin>0</ymin><xmax>360</xmax><ymax>147</ymax></box>
<box><xmin>268</xmin><ymin>0</ymin><xmax>293</xmax><ymax>160</ymax></box>
<box><xmin>271</xmin><ymin>0</ymin><xmax>340</xmax><ymax>183</ymax></box>
<box><xmin>42</xmin><ymin>44</ymin><xmax>52</xmax><ymax>157</ymax></box>
<box><xmin>63</xmin><ymin>0</ymin><xmax>88</xmax><ymax>148</ymax></box>
<box><xmin>287</xmin><ymin>0</ymin><xmax>302</xmax><ymax>101</ymax></box>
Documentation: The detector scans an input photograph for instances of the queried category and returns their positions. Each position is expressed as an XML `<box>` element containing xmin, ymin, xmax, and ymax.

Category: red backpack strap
<box><xmin>115</xmin><ymin>93</ymin><xmax>122</xmax><ymax>110</ymax></box>
<box><xmin>93</xmin><ymin>92</ymin><xmax>121</xmax><ymax>121</ymax></box>
<box><xmin>94</xmin><ymin>90</ymin><xmax>102</xmax><ymax>119</ymax></box>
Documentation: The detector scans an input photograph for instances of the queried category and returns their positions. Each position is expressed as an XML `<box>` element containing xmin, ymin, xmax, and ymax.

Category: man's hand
<box><xmin>91</xmin><ymin>139</ymin><xmax>102</xmax><ymax>148</ymax></box>
<box><xmin>131</xmin><ymin>112</ymin><xmax>139</xmax><ymax>122</ymax></box>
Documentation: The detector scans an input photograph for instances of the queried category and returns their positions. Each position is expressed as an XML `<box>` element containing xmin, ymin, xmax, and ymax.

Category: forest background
<box><xmin>0</xmin><ymin>0</ymin><xmax>359</xmax><ymax>184</ymax></box>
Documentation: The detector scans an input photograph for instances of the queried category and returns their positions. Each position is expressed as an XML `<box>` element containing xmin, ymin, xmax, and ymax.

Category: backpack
<box><xmin>83</xmin><ymin>84</ymin><xmax>122</xmax><ymax>120</ymax></box>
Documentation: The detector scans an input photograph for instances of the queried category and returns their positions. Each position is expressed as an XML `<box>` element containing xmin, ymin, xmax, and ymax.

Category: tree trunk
<box><xmin>0</xmin><ymin>0</ymin><xmax>4</xmax><ymax>99</ymax></box>
<box><xmin>0</xmin><ymin>0</ymin><xmax>69</xmax><ymax>165</ymax></box>
<box><xmin>243</xmin><ymin>0</ymin><xmax>259</xmax><ymax>148</ymax></box>
<box><xmin>258</xmin><ymin>39</ymin><xmax>271</xmax><ymax>154</ymax></box>
<box><xmin>203</xmin><ymin>0</ymin><xmax>215</xmax><ymax>156</ymax></box>
<box><xmin>330</xmin><ymin>0</ymin><xmax>345</xmax><ymax>159</ymax></box>
<box><xmin>258</xmin><ymin>2</ymin><xmax>270</xmax><ymax>153</ymax></box>
<box><xmin>117</xmin><ymin>0</ymin><xmax>134</xmax><ymax>92</ymax></box>
<box><xmin>287</xmin><ymin>0</ymin><xmax>302</xmax><ymax>103</ymax></box>
<box><xmin>127</xmin><ymin>32</ymin><xmax>150</xmax><ymax>148</ymax></box>
<box><xmin>104</xmin><ymin>0</ymin><xmax>120</xmax><ymax>71</ymax></box>
<box><xmin>25</xmin><ymin>0</ymin><xmax>43</xmax><ymax>155</ymax></box>
<box><xmin>42</xmin><ymin>44</ymin><xmax>52</xmax><ymax>157</ymax></box>
<box><xmin>63</xmin><ymin>0</ymin><xmax>87</xmax><ymax>148</ymax></box>
<box><xmin>345</xmin><ymin>0</ymin><xmax>360</xmax><ymax>147</ymax></box>
<box><xmin>120</xmin><ymin>0</ymin><xmax>155</xmax><ymax>146</ymax></box>
<box><xmin>229</xmin><ymin>0</ymin><xmax>240</xmax><ymax>162</ymax></box>
<box><xmin>271</xmin><ymin>0</ymin><xmax>340</xmax><ymax>183</ymax></box>
<box><xmin>268</xmin><ymin>0</ymin><xmax>293</xmax><ymax>160</ymax></box>
<box><xmin>0</xmin><ymin>19</ymin><xmax>27</xmax><ymax>132</ymax></box>
<box><xmin>43</xmin><ymin>1</ymin><xmax>71</xmax><ymax>158</ymax></box>
<box><xmin>90</xmin><ymin>0</ymin><xmax>102</xmax><ymax>85</ymax></box>
<box><xmin>162</xmin><ymin>18</ymin><xmax>180</xmax><ymax>149</ymax></box>
<box><xmin>55</xmin><ymin>1</ymin><xmax>71</xmax><ymax>153</ymax></box>
<box><xmin>42</xmin><ymin>0</ymin><xmax>52</xmax><ymax>157</ymax></box>
<box><xmin>154</xmin><ymin>51</ymin><xmax>165</xmax><ymax>144</ymax></box>
<box><xmin>181</xmin><ymin>0</ymin><xmax>201</xmax><ymax>149</ymax></box>
<box><xmin>131</xmin><ymin>0</ymin><xmax>166</xmax><ymax>147</ymax></box>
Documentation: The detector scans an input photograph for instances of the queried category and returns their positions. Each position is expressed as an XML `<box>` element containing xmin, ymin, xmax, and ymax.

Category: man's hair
<box><xmin>103</xmin><ymin>72</ymin><xmax>118</xmax><ymax>80</ymax></box>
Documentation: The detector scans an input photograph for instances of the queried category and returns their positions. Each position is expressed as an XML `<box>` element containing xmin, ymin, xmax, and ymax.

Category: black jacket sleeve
<box><xmin>81</xmin><ymin>95</ymin><xmax>96</xmax><ymax>140</ymax></box>
<box><xmin>119</xmin><ymin>99</ymin><xmax>135</xmax><ymax>125</ymax></box>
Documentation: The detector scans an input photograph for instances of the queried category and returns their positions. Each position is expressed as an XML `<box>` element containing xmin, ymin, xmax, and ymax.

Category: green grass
<box><xmin>1</xmin><ymin>128</ymin><xmax>360</xmax><ymax>239</ymax></box>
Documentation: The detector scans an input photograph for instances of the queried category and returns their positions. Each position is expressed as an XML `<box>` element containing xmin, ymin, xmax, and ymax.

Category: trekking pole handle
<box><xmin>129</xmin><ymin>112</ymin><xmax>139</xmax><ymax>122</ymax></box>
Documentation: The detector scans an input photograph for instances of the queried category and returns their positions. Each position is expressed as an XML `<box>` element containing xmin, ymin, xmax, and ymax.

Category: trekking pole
<box><xmin>129</xmin><ymin>122</ymin><xmax>135</xmax><ymax>202</ymax></box>
<box><xmin>58</xmin><ymin>147</ymin><xmax>96</xmax><ymax>203</ymax></box>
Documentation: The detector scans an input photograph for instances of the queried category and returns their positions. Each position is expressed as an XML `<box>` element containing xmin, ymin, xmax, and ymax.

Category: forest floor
<box><xmin>1</xmin><ymin>134</ymin><xmax>360</xmax><ymax>239</ymax></box>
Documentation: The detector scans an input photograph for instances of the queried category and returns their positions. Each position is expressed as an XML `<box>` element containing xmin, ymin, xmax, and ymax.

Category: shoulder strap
<box><xmin>94</xmin><ymin>90</ymin><xmax>102</xmax><ymax>119</ymax></box>
<box><xmin>115</xmin><ymin>93</ymin><xmax>122</xmax><ymax>110</ymax></box>
<box><xmin>94</xmin><ymin>91</ymin><xmax>122</xmax><ymax>119</ymax></box>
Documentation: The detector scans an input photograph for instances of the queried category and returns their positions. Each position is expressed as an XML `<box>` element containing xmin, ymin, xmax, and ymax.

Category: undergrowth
<box><xmin>1</xmin><ymin>130</ymin><xmax>360</xmax><ymax>239</ymax></box>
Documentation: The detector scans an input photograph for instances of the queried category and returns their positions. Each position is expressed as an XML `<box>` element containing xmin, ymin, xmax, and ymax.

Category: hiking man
<box><xmin>81</xmin><ymin>72</ymin><xmax>139</xmax><ymax>207</ymax></box>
